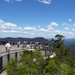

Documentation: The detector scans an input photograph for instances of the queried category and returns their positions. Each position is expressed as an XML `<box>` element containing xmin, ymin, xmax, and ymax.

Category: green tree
<box><xmin>6</xmin><ymin>58</ymin><xmax>19</xmax><ymax>75</ymax></box>
<box><xmin>60</xmin><ymin>63</ymin><xmax>75</xmax><ymax>75</ymax></box>
<box><xmin>55</xmin><ymin>34</ymin><xmax>65</xmax><ymax>40</ymax></box>
<box><xmin>45</xmin><ymin>60</ymin><xmax>59</xmax><ymax>75</ymax></box>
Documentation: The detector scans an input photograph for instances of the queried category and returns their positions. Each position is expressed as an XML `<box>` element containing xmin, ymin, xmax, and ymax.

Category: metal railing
<box><xmin>0</xmin><ymin>49</ymin><xmax>25</xmax><ymax>73</ymax></box>
<box><xmin>0</xmin><ymin>45</ymin><xmax>53</xmax><ymax>73</ymax></box>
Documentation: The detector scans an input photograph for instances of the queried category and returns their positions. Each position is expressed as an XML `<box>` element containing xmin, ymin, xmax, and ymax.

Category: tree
<box><xmin>55</xmin><ymin>34</ymin><xmax>65</xmax><ymax>40</ymax></box>
<box><xmin>50</xmin><ymin>34</ymin><xmax>72</xmax><ymax>62</ymax></box>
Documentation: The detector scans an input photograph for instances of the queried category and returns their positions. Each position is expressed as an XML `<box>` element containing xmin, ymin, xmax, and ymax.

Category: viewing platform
<box><xmin>0</xmin><ymin>43</ymin><xmax>55</xmax><ymax>75</ymax></box>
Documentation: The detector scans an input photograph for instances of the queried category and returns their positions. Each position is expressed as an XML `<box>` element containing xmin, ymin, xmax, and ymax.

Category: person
<box><xmin>5</xmin><ymin>41</ymin><xmax>11</xmax><ymax>54</ymax></box>
<box><xmin>17</xmin><ymin>41</ymin><xmax>20</xmax><ymax>48</ymax></box>
<box><xmin>26</xmin><ymin>44</ymin><xmax>30</xmax><ymax>49</ymax></box>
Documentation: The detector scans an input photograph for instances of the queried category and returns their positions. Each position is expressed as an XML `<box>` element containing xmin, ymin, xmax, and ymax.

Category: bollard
<box><xmin>0</xmin><ymin>56</ymin><xmax>2</xmax><ymax>72</ymax></box>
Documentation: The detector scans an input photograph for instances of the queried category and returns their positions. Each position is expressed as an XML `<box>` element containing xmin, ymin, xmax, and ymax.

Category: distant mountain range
<box><xmin>0</xmin><ymin>37</ymin><xmax>49</xmax><ymax>43</ymax></box>
<box><xmin>47</xmin><ymin>38</ymin><xmax>75</xmax><ymax>46</ymax></box>
<box><xmin>63</xmin><ymin>39</ymin><xmax>75</xmax><ymax>56</ymax></box>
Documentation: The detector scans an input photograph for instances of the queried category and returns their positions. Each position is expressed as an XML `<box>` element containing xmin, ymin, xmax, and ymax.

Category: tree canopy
<box><xmin>6</xmin><ymin>34</ymin><xmax>75</xmax><ymax>75</ymax></box>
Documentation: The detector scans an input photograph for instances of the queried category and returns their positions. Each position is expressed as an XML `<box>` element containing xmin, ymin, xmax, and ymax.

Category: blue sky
<box><xmin>0</xmin><ymin>0</ymin><xmax>75</xmax><ymax>38</ymax></box>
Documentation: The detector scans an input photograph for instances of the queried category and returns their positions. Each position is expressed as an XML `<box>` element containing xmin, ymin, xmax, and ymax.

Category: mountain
<box><xmin>64</xmin><ymin>39</ymin><xmax>75</xmax><ymax>46</ymax></box>
<box><xmin>31</xmin><ymin>37</ymin><xmax>49</xmax><ymax>42</ymax></box>
<box><xmin>46</xmin><ymin>38</ymin><xmax>75</xmax><ymax>46</ymax></box>
<box><xmin>0</xmin><ymin>37</ymin><xmax>30</xmax><ymax>42</ymax></box>
<box><xmin>0</xmin><ymin>37</ymin><xmax>49</xmax><ymax>43</ymax></box>
<box><xmin>65</xmin><ymin>44</ymin><xmax>75</xmax><ymax>56</ymax></box>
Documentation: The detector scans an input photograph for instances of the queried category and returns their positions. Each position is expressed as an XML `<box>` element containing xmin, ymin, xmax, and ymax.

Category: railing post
<box><xmin>23</xmin><ymin>51</ymin><xmax>25</xmax><ymax>54</ymax></box>
<box><xmin>7</xmin><ymin>54</ymin><xmax>10</xmax><ymax>61</ymax></box>
<box><xmin>31</xmin><ymin>50</ymin><xmax>33</xmax><ymax>58</ymax></box>
<box><xmin>15</xmin><ymin>52</ymin><xmax>17</xmax><ymax>59</ymax></box>
<box><xmin>43</xmin><ymin>46</ymin><xmax>46</xmax><ymax>57</ymax></box>
<box><xmin>38</xmin><ymin>46</ymin><xmax>40</xmax><ymax>51</ymax></box>
<box><xmin>49</xmin><ymin>49</ymin><xmax>51</xmax><ymax>55</ymax></box>
<box><xmin>0</xmin><ymin>56</ymin><xmax>2</xmax><ymax>72</ymax></box>
<box><xmin>31</xmin><ymin>45</ymin><xmax>32</xmax><ymax>49</ymax></box>
<box><xmin>52</xmin><ymin>49</ymin><xmax>53</xmax><ymax>55</ymax></box>
<box><xmin>50</xmin><ymin>48</ymin><xmax>53</xmax><ymax>55</ymax></box>
<box><xmin>34</xmin><ymin>45</ymin><xmax>36</xmax><ymax>49</ymax></box>
<box><xmin>45</xmin><ymin>50</ymin><xmax>46</xmax><ymax>56</ymax></box>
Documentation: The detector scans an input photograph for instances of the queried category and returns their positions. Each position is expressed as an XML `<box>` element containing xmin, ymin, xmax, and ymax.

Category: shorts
<box><xmin>6</xmin><ymin>49</ymin><xmax>10</xmax><ymax>54</ymax></box>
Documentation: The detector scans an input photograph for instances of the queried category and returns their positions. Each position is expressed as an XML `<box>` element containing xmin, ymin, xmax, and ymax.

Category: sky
<box><xmin>0</xmin><ymin>0</ymin><xmax>75</xmax><ymax>38</ymax></box>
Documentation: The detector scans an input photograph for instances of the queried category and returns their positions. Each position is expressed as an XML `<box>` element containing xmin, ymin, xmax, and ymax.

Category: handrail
<box><xmin>0</xmin><ymin>49</ymin><xmax>25</xmax><ymax>73</ymax></box>
<box><xmin>0</xmin><ymin>49</ymin><xmax>24</xmax><ymax>57</ymax></box>
<box><xmin>0</xmin><ymin>49</ymin><xmax>23</xmax><ymax>55</ymax></box>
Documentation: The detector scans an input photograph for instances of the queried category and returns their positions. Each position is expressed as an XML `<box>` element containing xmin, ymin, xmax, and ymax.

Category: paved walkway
<box><xmin>0</xmin><ymin>44</ymin><xmax>22</xmax><ymax>53</ymax></box>
<box><xmin>0</xmin><ymin>70</ymin><xmax>7</xmax><ymax>75</ymax></box>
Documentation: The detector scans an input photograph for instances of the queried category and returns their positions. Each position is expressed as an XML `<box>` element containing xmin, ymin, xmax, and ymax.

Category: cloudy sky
<box><xmin>0</xmin><ymin>0</ymin><xmax>75</xmax><ymax>38</ymax></box>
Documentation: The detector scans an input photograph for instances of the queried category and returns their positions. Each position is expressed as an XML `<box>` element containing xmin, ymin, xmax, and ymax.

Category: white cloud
<box><xmin>0</xmin><ymin>19</ymin><xmax>4</xmax><ymax>24</ymax></box>
<box><xmin>68</xmin><ymin>32</ymin><xmax>74</xmax><ymax>35</ymax></box>
<box><xmin>38</xmin><ymin>0</ymin><xmax>51</xmax><ymax>4</ymax></box>
<box><xmin>72</xmin><ymin>28</ymin><xmax>75</xmax><ymax>31</ymax></box>
<box><xmin>62</xmin><ymin>23</ymin><xmax>72</xmax><ymax>27</ymax></box>
<box><xmin>61</xmin><ymin>32</ymin><xmax>75</xmax><ymax>38</ymax></box>
<box><xmin>0</xmin><ymin>19</ymin><xmax>75</xmax><ymax>38</ymax></box>
<box><xmin>0</xmin><ymin>19</ymin><xmax>22</xmax><ymax>31</ymax></box>
<box><xmin>69</xmin><ymin>19</ymin><xmax>72</xmax><ymax>22</ymax></box>
<box><xmin>73</xmin><ymin>23</ymin><xmax>75</xmax><ymax>26</ymax></box>
<box><xmin>64</xmin><ymin>27</ymin><xmax>70</xmax><ymax>30</ymax></box>
<box><xmin>5</xmin><ymin>0</ymin><xmax>10</xmax><ymax>2</ymax></box>
<box><xmin>3</xmin><ymin>30</ymin><xmax>9</xmax><ymax>33</ymax></box>
<box><xmin>48</xmin><ymin>22</ymin><xmax>59</xmax><ymax>28</ymax></box>
<box><xmin>38</xmin><ymin>25</ymin><xmax>41</xmax><ymax>28</ymax></box>
<box><xmin>10</xmin><ymin>30</ymin><xmax>19</xmax><ymax>33</ymax></box>
<box><xmin>24</xmin><ymin>27</ymin><xmax>36</xmax><ymax>31</ymax></box>
<box><xmin>16</xmin><ymin>0</ymin><xmax>21</xmax><ymax>2</ymax></box>
<box><xmin>48</xmin><ymin>27</ymin><xmax>54</xmax><ymax>30</ymax></box>
<box><xmin>5</xmin><ymin>0</ymin><xmax>21</xmax><ymax>2</ymax></box>
<box><xmin>39</xmin><ymin>28</ymin><xmax>45</xmax><ymax>31</ymax></box>
<box><xmin>4</xmin><ymin>23</ymin><xmax>17</xmax><ymax>27</ymax></box>
<box><xmin>1</xmin><ymin>22</ymin><xmax>17</xmax><ymax>29</ymax></box>
<box><xmin>54</xmin><ymin>30</ymin><xmax>60</xmax><ymax>33</ymax></box>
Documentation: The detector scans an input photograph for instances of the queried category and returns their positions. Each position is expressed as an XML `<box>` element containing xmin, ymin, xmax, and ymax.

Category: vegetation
<box><xmin>6</xmin><ymin>34</ymin><xmax>75</xmax><ymax>75</ymax></box>
<box><xmin>65</xmin><ymin>44</ymin><xmax>75</xmax><ymax>57</ymax></box>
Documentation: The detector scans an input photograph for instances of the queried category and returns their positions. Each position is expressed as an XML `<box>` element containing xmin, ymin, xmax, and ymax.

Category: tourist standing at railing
<box><xmin>5</xmin><ymin>41</ymin><xmax>11</xmax><ymax>54</ymax></box>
